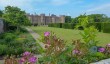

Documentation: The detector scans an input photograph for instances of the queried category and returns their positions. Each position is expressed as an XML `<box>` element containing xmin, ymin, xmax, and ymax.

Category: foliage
<box><xmin>19</xmin><ymin>52</ymin><xmax>37</xmax><ymax>64</ymax></box>
<box><xmin>80</xmin><ymin>26</ymin><xmax>98</xmax><ymax>47</ymax></box>
<box><xmin>2</xmin><ymin>6</ymin><xmax>30</xmax><ymax>27</ymax></box>
<box><xmin>40</xmin><ymin>32</ymin><xmax>66</xmax><ymax>64</ymax></box>
<box><xmin>38</xmin><ymin>31</ymin><xmax>110</xmax><ymax>64</ymax></box>
<box><xmin>30</xmin><ymin>14</ymin><xmax>110</xmax><ymax>63</ymax></box>
<box><xmin>0</xmin><ymin>10</ymin><xmax>3</xmax><ymax>18</ymax></box>
<box><xmin>4</xmin><ymin>52</ymin><xmax>38</xmax><ymax>64</ymax></box>
<box><xmin>65</xmin><ymin>16</ymin><xmax>72</xmax><ymax>23</ymax></box>
<box><xmin>0</xmin><ymin>44</ymin><xmax>7</xmax><ymax>55</ymax></box>
<box><xmin>0</xmin><ymin>28</ymin><xmax>38</xmax><ymax>56</ymax></box>
<box><xmin>88</xmin><ymin>14</ymin><xmax>108</xmax><ymax>22</ymax></box>
<box><xmin>71</xmin><ymin>14</ymin><xmax>110</xmax><ymax>23</ymax></box>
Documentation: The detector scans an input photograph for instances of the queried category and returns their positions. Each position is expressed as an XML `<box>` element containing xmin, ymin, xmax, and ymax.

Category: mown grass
<box><xmin>30</xmin><ymin>26</ymin><xmax>110</xmax><ymax>46</ymax></box>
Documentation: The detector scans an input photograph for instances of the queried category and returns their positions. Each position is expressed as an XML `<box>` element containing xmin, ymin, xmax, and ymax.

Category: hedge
<box><xmin>48</xmin><ymin>23</ymin><xmax>110</xmax><ymax>33</ymax></box>
<box><xmin>89</xmin><ymin>23</ymin><xmax>102</xmax><ymax>32</ymax></box>
<box><xmin>48</xmin><ymin>23</ymin><xmax>62</xmax><ymax>28</ymax></box>
<box><xmin>102</xmin><ymin>23</ymin><xmax>110</xmax><ymax>33</ymax></box>
<box><xmin>62</xmin><ymin>23</ymin><xmax>75</xmax><ymax>29</ymax></box>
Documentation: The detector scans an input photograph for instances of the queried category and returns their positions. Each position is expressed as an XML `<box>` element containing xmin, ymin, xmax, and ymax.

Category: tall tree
<box><xmin>0</xmin><ymin>10</ymin><xmax>3</xmax><ymax>18</ymax></box>
<box><xmin>3</xmin><ymin>6</ymin><xmax>30</xmax><ymax>30</ymax></box>
<box><xmin>65</xmin><ymin>16</ymin><xmax>72</xmax><ymax>23</ymax></box>
<box><xmin>88</xmin><ymin>14</ymin><xmax>107</xmax><ymax>22</ymax></box>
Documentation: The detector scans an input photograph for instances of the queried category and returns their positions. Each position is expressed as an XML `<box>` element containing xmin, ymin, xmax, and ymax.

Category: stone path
<box><xmin>91</xmin><ymin>58</ymin><xmax>110</xmax><ymax>64</ymax></box>
<box><xmin>0</xmin><ymin>60</ymin><xmax>4</xmax><ymax>64</ymax></box>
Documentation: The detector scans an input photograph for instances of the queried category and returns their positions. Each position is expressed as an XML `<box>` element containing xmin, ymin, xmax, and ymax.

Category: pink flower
<box><xmin>23</xmin><ymin>51</ymin><xmax>31</xmax><ymax>56</ymax></box>
<box><xmin>20</xmin><ymin>58</ymin><xmax>25</xmax><ymax>62</ymax></box>
<box><xmin>44</xmin><ymin>32</ymin><xmax>50</xmax><ymax>37</ymax></box>
<box><xmin>72</xmin><ymin>49</ymin><xmax>80</xmax><ymax>54</ymax></box>
<box><xmin>98</xmin><ymin>48</ymin><xmax>105</xmax><ymax>52</ymax></box>
<box><xmin>29</xmin><ymin>56</ymin><xmax>37</xmax><ymax>63</ymax></box>
<box><xmin>19</xmin><ymin>58</ymin><xmax>25</xmax><ymax>64</ymax></box>
<box><xmin>107</xmin><ymin>44</ymin><xmax>110</xmax><ymax>47</ymax></box>
<box><xmin>47</xmin><ymin>40</ymin><xmax>51</xmax><ymax>45</ymax></box>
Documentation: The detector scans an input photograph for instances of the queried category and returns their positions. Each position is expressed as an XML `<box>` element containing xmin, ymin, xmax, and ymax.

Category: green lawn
<box><xmin>30</xmin><ymin>26</ymin><xmax>110</xmax><ymax>46</ymax></box>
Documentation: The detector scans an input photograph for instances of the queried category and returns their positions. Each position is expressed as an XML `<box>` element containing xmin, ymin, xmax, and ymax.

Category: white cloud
<box><xmin>51</xmin><ymin>0</ymin><xmax>70</xmax><ymax>6</ymax></box>
<box><xmin>0</xmin><ymin>0</ymin><xmax>31</xmax><ymax>8</ymax></box>
<box><xmin>0</xmin><ymin>0</ymin><xmax>46</xmax><ymax>11</ymax></box>
<box><xmin>86</xmin><ymin>3</ymin><xmax>110</xmax><ymax>12</ymax></box>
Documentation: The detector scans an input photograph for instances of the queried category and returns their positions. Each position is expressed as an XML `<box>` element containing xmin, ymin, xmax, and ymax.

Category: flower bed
<box><xmin>37</xmin><ymin>31</ymin><xmax>110</xmax><ymax>64</ymax></box>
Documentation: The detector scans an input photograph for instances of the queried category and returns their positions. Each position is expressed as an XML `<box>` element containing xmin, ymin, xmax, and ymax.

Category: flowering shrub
<box><xmin>4</xmin><ymin>52</ymin><xmax>37</xmax><ymax>64</ymax></box>
<box><xmin>19</xmin><ymin>51</ymin><xmax>37</xmax><ymax>64</ymax></box>
<box><xmin>38</xmin><ymin>31</ymin><xmax>110</xmax><ymax>64</ymax></box>
<box><xmin>38</xmin><ymin>16</ymin><xmax>110</xmax><ymax>63</ymax></box>
<box><xmin>39</xmin><ymin>16</ymin><xmax>110</xmax><ymax>63</ymax></box>
<box><xmin>39</xmin><ymin>32</ymin><xmax>66</xmax><ymax>64</ymax></box>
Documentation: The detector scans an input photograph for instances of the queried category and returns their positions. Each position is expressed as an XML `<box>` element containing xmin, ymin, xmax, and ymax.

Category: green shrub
<box><xmin>0</xmin><ymin>44</ymin><xmax>7</xmax><ymax>55</ymax></box>
<box><xmin>0</xmin><ymin>27</ymin><xmax>37</xmax><ymax>56</ymax></box>
<box><xmin>3</xmin><ymin>33</ymin><xmax>16</xmax><ymax>42</ymax></box>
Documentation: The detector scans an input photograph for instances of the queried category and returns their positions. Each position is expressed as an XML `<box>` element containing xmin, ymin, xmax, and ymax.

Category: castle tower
<box><xmin>60</xmin><ymin>15</ymin><xmax>65</xmax><ymax>23</ymax></box>
<box><xmin>51</xmin><ymin>14</ymin><xmax>56</xmax><ymax>23</ymax></box>
<box><xmin>40</xmin><ymin>14</ymin><xmax>45</xmax><ymax>25</ymax></box>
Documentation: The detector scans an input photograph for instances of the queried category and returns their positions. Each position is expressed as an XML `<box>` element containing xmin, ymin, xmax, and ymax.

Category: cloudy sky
<box><xmin>0</xmin><ymin>0</ymin><xmax>110</xmax><ymax>17</ymax></box>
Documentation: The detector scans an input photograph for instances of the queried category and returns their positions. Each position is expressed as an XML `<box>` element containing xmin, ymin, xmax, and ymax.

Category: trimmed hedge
<box><xmin>89</xmin><ymin>23</ymin><xmax>102</xmax><ymax>32</ymax></box>
<box><xmin>48</xmin><ymin>23</ymin><xmax>62</xmax><ymax>28</ymax></box>
<box><xmin>102</xmin><ymin>23</ymin><xmax>110</xmax><ymax>33</ymax></box>
<box><xmin>62</xmin><ymin>23</ymin><xmax>76</xmax><ymax>29</ymax></box>
<box><xmin>48</xmin><ymin>23</ymin><xmax>110</xmax><ymax>33</ymax></box>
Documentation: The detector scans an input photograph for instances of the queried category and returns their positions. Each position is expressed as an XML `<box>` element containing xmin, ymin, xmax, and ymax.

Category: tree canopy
<box><xmin>0</xmin><ymin>10</ymin><xmax>3</xmax><ymax>18</ymax></box>
<box><xmin>67</xmin><ymin>14</ymin><xmax>110</xmax><ymax>23</ymax></box>
<box><xmin>3</xmin><ymin>6</ymin><xmax>30</xmax><ymax>26</ymax></box>
<box><xmin>65</xmin><ymin>16</ymin><xmax>72</xmax><ymax>23</ymax></box>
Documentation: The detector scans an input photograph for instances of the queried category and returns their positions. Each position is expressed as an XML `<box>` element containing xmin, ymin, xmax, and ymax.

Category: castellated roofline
<box><xmin>27</xmin><ymin>13</ymin><xmax>65</xmax><ymax>17</ymax></box>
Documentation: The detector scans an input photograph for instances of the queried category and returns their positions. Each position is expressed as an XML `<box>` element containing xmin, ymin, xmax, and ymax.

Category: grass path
<box><xmin>30</xmin><ymin>26</ymin><xmax>110</xmax><ymax>46</ymax></box>
<box><xmin>26</xmin><ymin>27</ymin><xmax>45</xmax><ymax>49</ymax></box>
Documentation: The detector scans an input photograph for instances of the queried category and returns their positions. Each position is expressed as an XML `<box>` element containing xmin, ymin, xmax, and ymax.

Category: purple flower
<box><xmin>29</xmin><ymin>56</ymin><xmax>37</xmax><ymax>63</ymax></box>
<box><xmin>72</xmin><ymin>49</ymin><xmax>80</xmax><ymax>54</ymax></box>
<box><xmin>44</xmin><ymin>32</ymin><xmax>50</xmax><ymax>36</ymax></box>
<box><xmin>23</xmin><ymin>51</ymin><xmax>31</xmax><ymax>56</ymax></box>
<box><xmin>98</xmin><ymin>48</ymin><xmax>105</xmax><ymax>52</ymax></box>
<box><xmin>107</xmin><ymin>44</ymin><xmax>110</xmax><ymax>47</ymax></box>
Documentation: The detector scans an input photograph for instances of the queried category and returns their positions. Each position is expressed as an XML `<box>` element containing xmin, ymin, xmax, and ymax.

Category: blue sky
<box><xmin>0</xmin><ymin>0</ymin><xmax>110</xmax><ymax>18</ymax></box>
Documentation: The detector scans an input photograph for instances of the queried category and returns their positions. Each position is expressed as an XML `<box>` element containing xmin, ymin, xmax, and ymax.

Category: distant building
<box><xmin>0</xmin><ymin>18</ymin><xmax>4</xmax><ymax>33</ymax></box>
<box><xmin>27</xmin><ymin>14</ymin><xmax>65</xmax><ymax>25</ymax></box>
